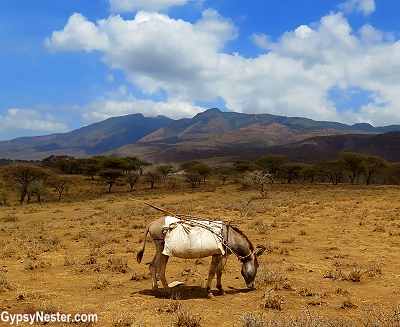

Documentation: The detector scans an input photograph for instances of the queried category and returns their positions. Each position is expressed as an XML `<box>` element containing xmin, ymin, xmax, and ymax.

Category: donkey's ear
<box><xmin>255</xmin><ymin>246</ymin><xmax>266</xmax><ymax>257</ymax></box>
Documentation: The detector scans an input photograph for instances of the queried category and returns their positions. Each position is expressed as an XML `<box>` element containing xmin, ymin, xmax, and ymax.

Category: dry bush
<box><xmin>1</xmin><ymin>213</ymin><xmax>18</xmax><ymax>222</ymax></box>
<box><xmin>281</xmin><ymin>236</ymin><xmax>295</xmax><ymax>244</ymax></box>
<box><xmin>174</xmin><ymin>307</ymin><xmax>201</xmax><ymax>327</ymax></box>
<box><xmin>63</xmin><ymin>254</ymin><xmax>76</xmax><ymax>266</ymax></box>
<box><xmin>299</xmin><ymin>286</ymin><xmax>315</xmax><ymax>297</ymax></box>
<box><xmin>252</xmin><ymin>219</ymin><xmax>269</xmax><ymax>234</ymax></box>
<box><xmin>1</xmin><ymin>241</ymin><xmax>19</xmax><ymax>258</ymax></box>
<box><xmin>256</xmin><ymin>264</ymin><xmax>287</xmax><ymax>286</ymax></box>
<box><xmin>362</xmin><ymin>304</ymin><xmax>400</xmax><ymax>327</ymax></box>
<box><xmin>111</xmin><ymin>312</ymin><xmax>139</xmax><ymax>327</ymax></box>
<box><xmin>106</xmin><ymin>256</ymin><xmax>128</xmax><ymax>273</ymax></box>
<box><xmin>365</xmin><ymin>260</ymin><xmax>383</xmax><ymax>277</ymax></box>
<box><xmin>24</xmin><ymin>259</ymin><xmax>50</xmax><ymax>270</ymax></box>
<box><xmin>130</xmin><ymin>272</ymin><xmax>150</xmax><ymax>281</ymax></box>
<box><xmin>239</xmin><ymin>308</ymin><xmax>356</xmax><ymax>327</ymax></box>
<box><xmin>340</xmin><ymin>299</ymin><xmax>358</xmax><ymax>309</ymax></box>
<box><xmin>240</xmin><ymin>313</ymin><xmax>266</xmax><ymax>327</ymax></box>
<box><xmin>0</xmin><ymin>272</ymin><xmax>14</xmax><ymax>292</ymax></box>
<box><xmin>158</xmin><ymin>293</ymin><xmax>183</xmax><ymax>314</ymax></box>
<box><xmin>262</xmin><ymin>292</ymin><xmax>285</xmax><ymax>310</ymax></box>
<box><xmin>92</xmin><ymin>275</ymin><xmax>110</xmax><ymax>290</ymax></box>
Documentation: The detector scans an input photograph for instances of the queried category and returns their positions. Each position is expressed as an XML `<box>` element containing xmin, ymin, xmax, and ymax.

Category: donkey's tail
<box><xmin>136</xmin><ymin>223</ymin><xmax>151</xmax><ymax>264</ymax></box>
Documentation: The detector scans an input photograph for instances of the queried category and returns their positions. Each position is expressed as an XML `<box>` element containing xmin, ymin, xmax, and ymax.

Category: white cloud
<box><xmin>45</xmin><ymin>10</ymin><xmax>236</xmax><ymax>101</ymax></box>
<box><xmin>81</xmin><ymin>91</ymin><xmax>205</xmax><ymax>125</ymax></box>
<box><xmin>106</xmin><ymin>73</ymin><xmax>114</xmax><ymax>82</ymax></box>
<box><xmin>0</xmin><ymin>109</ymin><xmax>69</xmax><ymax>134</ymax></box>
<box><xmin>45</xmin><ymin>7</ymin><xmax>400</xmax><ymax>127</ymax></box>
<box><xmin>109</xmin><ymin>0</ymin><xmax>188</xmax><ymax>12</ymax></box>
<box><xmin>339</xmin><ymin>0</ymin><xmax>376</xmax><ymax>16</ymax></box>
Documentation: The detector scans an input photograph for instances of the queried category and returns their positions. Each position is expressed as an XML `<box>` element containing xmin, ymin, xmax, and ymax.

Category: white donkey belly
<box><xmin>162</xmin><ymin>216</ymin><xmax>225</xmax><ymax>259</ymax></box>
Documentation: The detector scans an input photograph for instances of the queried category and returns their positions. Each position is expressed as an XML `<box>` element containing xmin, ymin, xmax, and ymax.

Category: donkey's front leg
<box><xmin>206</xmin><ymin>255</ymin><xmax>221</xmax><ymax>298</ymax></box>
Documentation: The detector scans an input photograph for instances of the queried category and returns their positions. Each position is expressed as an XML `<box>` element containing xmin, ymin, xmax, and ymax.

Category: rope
<box><xmin>132</xmin><ymin>199</ymin><xmax>252</xmax><ymax>261</ymax></box>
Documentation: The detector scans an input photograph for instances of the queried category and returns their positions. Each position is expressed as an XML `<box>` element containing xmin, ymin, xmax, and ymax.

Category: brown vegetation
<box><xmin>1</xmin><ymin>155</ymin><xmax>400</xmax><ymax>326</ymax></box>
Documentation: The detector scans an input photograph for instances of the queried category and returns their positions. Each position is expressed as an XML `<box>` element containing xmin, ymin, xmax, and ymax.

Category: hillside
<box><xmin>1</xmin><ymin>108</ymin><xmax>400</xmax><ymax>163</ymax></box>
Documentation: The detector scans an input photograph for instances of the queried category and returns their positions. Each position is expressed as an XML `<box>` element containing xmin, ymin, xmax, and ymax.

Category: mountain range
<box><xmin>1</xmin><ymin>108</ymin><xmax>400</xmax><ymax>164</ymax></box>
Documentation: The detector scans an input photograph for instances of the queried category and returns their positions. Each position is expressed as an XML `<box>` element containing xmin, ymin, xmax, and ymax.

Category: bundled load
<box><xmin>162</xmin><ymin>216</ymin><xmax>225</xmax><ymax>259</ymax></box>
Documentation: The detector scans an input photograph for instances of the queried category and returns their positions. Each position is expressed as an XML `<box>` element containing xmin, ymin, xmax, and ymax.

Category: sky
<box><xmin>1</xmin><ymin>0</ymin><xmax>400</xmax><ymax>141</ymax></box>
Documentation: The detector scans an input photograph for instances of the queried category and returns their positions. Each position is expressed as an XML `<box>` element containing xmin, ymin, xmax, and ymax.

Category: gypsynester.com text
<box><xmin>1</xmin><ymin>311</ymin><xmax>98</xmax><ymax>325</ymax></box>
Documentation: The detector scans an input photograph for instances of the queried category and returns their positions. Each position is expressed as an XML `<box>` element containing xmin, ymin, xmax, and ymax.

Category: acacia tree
<box><xmin>255</xmin><ymin>154</ymin><xmax>287</xmax><ymax>178</ymax></box>
<box><xmin>363</xmin><ymin>156</ymin><xmax>387</xmax><ymax>185</ymax></box>
<box><xmin>98</xmin><ymin>157</ymin><xmax>128</xmax><ymax>193</ymax></box>
<box><xmin>315</xmin><ymin>160</ymin><xmax>345</xmax><ymax>185</ymax></box>
<box><xmin>145</xmin><ymin>170</ymin><xmax>161</xmax><ymax>189</ymax></box>
<box><xmin>46</xmin><ymin>174</ymin><xmax>74</xmax><ymax>201</ymax></box>
<box><xmin>1</xmin><ymin>163</ymin><xmax>48</xmax><ymax>203</ymax></box>
<box><xmin>279</xmin><ymin>163</ymin><xmax>305</xmax><ymax>183</ymax></box>
<box><xmin>125</xmin><ymin>172</ymin><xmax>139</xmax><ymax>191</ymax></box>
<box><xmin>340</xmin><ymin>152</ymin><xmax>366</xmax><ymax>185</ymax></box>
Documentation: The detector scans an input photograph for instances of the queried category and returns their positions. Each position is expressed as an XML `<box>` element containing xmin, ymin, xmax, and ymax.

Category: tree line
<box><xmin>0</xmin><ymin>151</ymin><xmax>400</xmax><ymax>204</ymax></box>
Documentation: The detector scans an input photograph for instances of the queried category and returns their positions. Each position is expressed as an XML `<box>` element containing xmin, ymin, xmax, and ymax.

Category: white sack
<box><xmin>162</xmin><ymin>216</ymin><xmax>225</xmax><ymax>259</ymax></box>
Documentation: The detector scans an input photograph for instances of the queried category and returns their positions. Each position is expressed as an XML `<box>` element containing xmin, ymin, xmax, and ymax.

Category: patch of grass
<box><xmin>0</xmin><ymin>272</ymin><xmax>13</xmax><ymax>292</ymax></box>
<box><xmin>24</xmin><ymin>259</ymin><xmax>50</xmax><ymax>270</ymax></box>
<box><xmin>262</xmin><ymin>292</ymin><xmax>284</xmax><ymax>310</ymax></box>
<box><xmin>92</xmin><ymin>275</ymin><xmax>110</xmax><ymax>290</ymax></box>
<box><xmin>174</xmin><ymin>307</ymin><xmax>201</xmax><ymax>327</ymax></box>
<box><xmin>106</xmin><ymin>256</ymin><xmax>128</xmax><ymax>273</ymax></box>
<box><xmin>1</xmin><ymin>213</ymin><xmax>18</xmax><ymax>222</ymax></box>
<box><xmin>256</xmin><ymin>264</ymin><xmax>287</xmax><ymax>286</ymax></box>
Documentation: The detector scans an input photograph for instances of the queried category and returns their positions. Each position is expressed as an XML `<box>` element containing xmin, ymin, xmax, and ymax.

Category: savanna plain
<box><xmin>1</xmin><ymin>179</ymin><xmax>400</xmax><ymax>327</ymax></box>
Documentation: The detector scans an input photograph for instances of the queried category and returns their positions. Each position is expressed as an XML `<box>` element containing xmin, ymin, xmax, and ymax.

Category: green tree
<box><xmin>145</xmin><ymin>170</ymin><xmax>161</xmax><ymax>189</ymax></box>
<box><xmin>255</xmin><ymin>154</ymin><xmax>287</xmax><ymax>175</ymax></box>
<box><xmin>98</xmin><ymin>157</ymin><xmax>128</xmax><ymax>193</ymax></box>
<box><xmin>279</xmin><ymin>163</ymin><xmax>305</xmax><ymax>183</ymax></box>
<box><xmin>46</xmin><ymin>174</ymin><xmax>74</xmax><ymax>201</ymax></box>
<box><xmin>363</xmin><ymin>156</ymin><xmax>387</xmax><ymax>185</ymax></box>
<box><xmin>125</xmin><ymin>172</ymin><xmax>139</xmax><ymax>191</ymax></box>
<box><xmin>1</xmin><ymin>163</ymin><xmax>48</xmax><ymax>203</ymax></box>
<box><xmin>157</xmin><ymin>164</ymin><xmax>175</xmax><ymax>179</ymax></box>
<box><xmin>340</xmin><ymin>152</ymin><xmax>366</xmax><ymax>185</ymax></box>
<box><xmin>315</xmin><ymin>160</ymin><xmax>345</xmax><ymax>185</ymax></box>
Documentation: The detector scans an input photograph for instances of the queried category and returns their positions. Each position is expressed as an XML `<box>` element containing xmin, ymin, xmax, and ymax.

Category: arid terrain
<box><xmin>1</xmin><ymin>180</ymin><xmax>400</xmax><ymax>326</ymax></box>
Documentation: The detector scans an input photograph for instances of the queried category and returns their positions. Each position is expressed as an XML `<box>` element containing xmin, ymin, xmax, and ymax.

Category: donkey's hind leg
<box><xmin>216</xmin><ymin>255</ymin><xmax>227</xmax><ymax>295</ymax></box>
<box><xmin>149</xmin><ymin>240</ymin><xmax>164</xmax><ymax>292</ymax></box>
<box><xmin>157</xmin><ymin>254</ymin><xmax>171</xmax><ymax>295</ymax></box>
<box><xmin>206</xmin><ymin>254</ymin><xmax>221</xmax><ymax>298</ymax></box>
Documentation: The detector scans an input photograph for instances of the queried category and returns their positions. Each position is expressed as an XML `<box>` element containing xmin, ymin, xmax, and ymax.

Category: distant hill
<box><xmin>0</xmin><ymin>113</ymin><xmax>173</xmax><ymax>160</ymax></box>
<box><xmin>1</xmin><ymin>108</ymin><xmax>400</xmax><ymax>163</ymax></box>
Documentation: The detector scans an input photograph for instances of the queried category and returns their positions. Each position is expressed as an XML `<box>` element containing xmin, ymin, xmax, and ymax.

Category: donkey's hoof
<box><xmin>207</xmin><ymin>292</ymin><xmax>214</xmax><ymax>299</ymax></box>
<box><xmin>218</xmin><ymin>289</ymin><xmax>226</xmax><ymax>296</ymax></box>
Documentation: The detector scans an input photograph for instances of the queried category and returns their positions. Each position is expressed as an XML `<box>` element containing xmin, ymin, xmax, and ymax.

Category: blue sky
<box><xmin>1</xmin><ymin>0</ymin><xmax>400</xmax><ymax>141</ymax></box>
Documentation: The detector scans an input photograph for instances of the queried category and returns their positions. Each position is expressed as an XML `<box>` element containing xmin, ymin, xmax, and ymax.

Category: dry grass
<box><xmin>0</xmin><ymin>182</ymin><xmax>400</xmax><ymax>326</ymax></box>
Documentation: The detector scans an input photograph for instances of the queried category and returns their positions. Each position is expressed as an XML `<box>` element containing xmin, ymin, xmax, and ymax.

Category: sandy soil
<box><xmin>1</xmin><ymin>182</ymin><xmax>400</xmax><ymax>326</ymax></box>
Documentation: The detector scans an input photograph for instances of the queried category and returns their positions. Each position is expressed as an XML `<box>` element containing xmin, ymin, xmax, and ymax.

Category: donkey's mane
<box><xmin>228</xmin><ymin>225</ymin><xmax>254</xmax><ymax>251</ymax></box>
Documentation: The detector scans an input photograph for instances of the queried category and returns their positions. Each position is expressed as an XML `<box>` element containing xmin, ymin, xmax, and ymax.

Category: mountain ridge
<box><xmin>1</xmin><ymin>108</ymin><xmax>400</xmax><ymax>163</ymax></box>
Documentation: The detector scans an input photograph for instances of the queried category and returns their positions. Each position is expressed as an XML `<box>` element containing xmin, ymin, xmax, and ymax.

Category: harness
<box><xmin>135</xmin><ymin>200</ymin><xmax>252</xmax><ymax>262</ymax></box>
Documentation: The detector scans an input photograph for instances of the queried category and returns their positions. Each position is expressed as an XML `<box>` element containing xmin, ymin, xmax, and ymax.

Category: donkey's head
<box><xmin>240</xmin><ymin>247</ymin><xmax>265</xmax><ymax>289</ymax></box>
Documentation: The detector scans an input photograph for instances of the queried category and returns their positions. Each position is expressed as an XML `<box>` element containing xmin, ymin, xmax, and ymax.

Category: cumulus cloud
<box><xmin>45</xmin><ymin>6</ymin><xmax>400</xmax><ymax>127</ymax></box>
<box><xmin>109</xmin><ymin>0</ymin><xmax>188</xmax><ymax>12</ymax></box>
<box><xmin>45</xmin><ymin>10</ymin><xmax>236</xmax><ymax>101</ymax></box>
<box><xmin>0</xmin><ymin>109</ymin><xmax>69</xmax><ymax>134</ymax></box>
<box><xmin>81</xmin><ymin>88</ymin><xmax>205</xmax><ymax>125</ymax></box>
<box><xmin>339</xmin><ymin>0</ymin><xmax>376</xmax><ymax>16</ymax></box>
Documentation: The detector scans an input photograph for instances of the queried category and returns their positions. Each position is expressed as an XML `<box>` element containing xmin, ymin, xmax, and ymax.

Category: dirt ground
<box><xmin>1</xmin><ymin>181</ymin><xmax>400</xmax><ymax>326</ymax></box>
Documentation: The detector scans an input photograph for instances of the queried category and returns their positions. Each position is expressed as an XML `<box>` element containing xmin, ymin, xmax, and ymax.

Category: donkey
<box><xmin>136</xmin><ymin>216</ymin><xmax>265</xmax><ymax>297</ymax></box>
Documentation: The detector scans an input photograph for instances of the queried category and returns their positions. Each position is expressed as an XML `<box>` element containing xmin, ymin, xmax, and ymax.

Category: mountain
<box><xmin>0</xmin><ymin>113</ymin><xmax>173</xmax><ymax>160</ymax></box>
<box><xmin>1</xmin><ymin>108</ymin><xmax>400</xmax><ymax>163</ymax></box>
